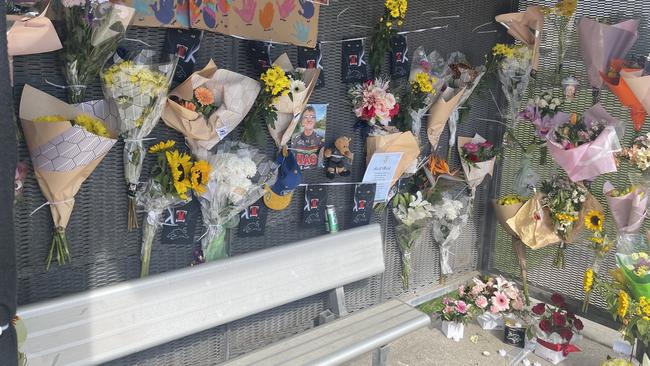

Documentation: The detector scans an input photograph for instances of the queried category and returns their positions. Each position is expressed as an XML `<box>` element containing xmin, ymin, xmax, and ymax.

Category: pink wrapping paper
<box><xmin>603</xmin><ymin>181</ymin><xmax>648</xmax><ymax>234</ymax></box>
<box><xmin>578</xmin><ymin>17</ymin><xmax>640</xmax><ymax>89</ymax></box>
<box><xmin>547</xmin><ymin>104</ymin><xmax>621</xmax><ymax>182</ymax></box>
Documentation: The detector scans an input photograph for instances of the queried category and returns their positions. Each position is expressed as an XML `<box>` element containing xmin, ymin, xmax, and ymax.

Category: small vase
<box><xmin>441</xmin><ymin>320</ymin><xmax>464</xmax><ymax>342</ymax></box>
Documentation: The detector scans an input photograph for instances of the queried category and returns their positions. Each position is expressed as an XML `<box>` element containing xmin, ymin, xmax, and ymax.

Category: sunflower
<box><xmin>585</xmin><ymin>210</ymin><xmax>604</xmax><ymax>232</ymax></box>
<box><xmin>166</xmin><ymin>150</ymin><xmax>192</xmax><ymax>199</ymax></box>
<box><xmin>190</xmin><ymin>160</ymin><xmax>211</xmax><ymax>195</ymax></box>
<box><xmin>149</xmin><ymin>140</ymin><xmax>176</xmax><ymax>154</ymax></box>
<box><xmin>583</xmin><ymin>268</ymin><xmax>593</xmax><ymax>293</ymax></box>
<box><xmin>194</xmin><ymin>87</ymin><xmax>214</xmax><ymax>106</ymax></box>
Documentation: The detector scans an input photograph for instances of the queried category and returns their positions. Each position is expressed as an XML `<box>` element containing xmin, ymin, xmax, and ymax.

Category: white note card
<box><xmin>362</xmin><ymin>152</ymin><xmax>403</xmax><ymax>202</ymax></box>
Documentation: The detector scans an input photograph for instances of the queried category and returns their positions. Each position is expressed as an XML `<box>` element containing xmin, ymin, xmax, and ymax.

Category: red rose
<box><xmin>532</xmin><ymin>303</ymin><xmax>546</xmax><ymax>315</ymax></box>
<box><xmin>361</xmin><ymin>106</ymin><xmax>375</xmax><ymax>120</ymax></box>
<box><xmin>469</xmin><ymin>155</ymin><xmax>480</xmax><ymax>163</ymax></box>
<box><xmin>389</xmin><ymin>103</ymin><xmax>400</xmax><ymax>118</ymax></box>
<box><xmin>560</xmin><ymin>327</ymin><xmax>574</xmax><ymax>341</ymax></box>
<box><xmin>551</xmin><ymin>293</ymin><xmax>565</xmax><ymax>307</ymax></box>
<box><xmin>573</xmin><ymin>319</ymin><xmax>584</xmax><ymax>331</ymax></box>
<box><xmin>539</xmin><ymin>319</ymin><xmax>552</xmax><ymax>333</ymax></box>
<box><xmin>552</xmin><ymin>312</ymin><xmax>566</xmax><ymax>326</ymax></box>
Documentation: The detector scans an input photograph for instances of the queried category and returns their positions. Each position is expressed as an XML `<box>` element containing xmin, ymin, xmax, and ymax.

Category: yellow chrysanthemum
<box><xmin>190</xmin><ymin>160</ymin><xmax>211</xmax><ymax>195</ymax></box>
<box><xmin>492</xmin><ymin>43</ymin><xmax>514</xmax><ymax>59</ymax></box>
<box><xmin>74</xmin><ymin>114</ymin><xmax>111</xmax><ymax>138</ymax></box>
<box><xmin>555</xmin><ymin>0</ymin><xmax>577</xmax><ymax>17</ymax></box>
<box><xmin>148</xmin><ymin>140</ymin><xmax>176</xmax><ymax>154</ymax></box>
<box><xmin>554</xmin><ymin>212</ymin><xmax>578</xmax><ymax>223</ymax></box>
<box><xmin>260</xmin><ymin>66</ymin><xmax>291</xmax><ymax>98</ymax></box>
<box><xmin>590</xmin><ymin>236</ymin><xmax>604</xmax><ymax>244</ymax></box>
<box><xmin>497</xmin><ymin>194</ymin><xmax>527</xmax><ymax>206</ymax></box>
<box><xmin>414</xmin><ymin>72</ymin><xmax>433</xmax><ymax>93</ymax></box>
<box><xmin>166</xmin><ymin>150</ymin><xmax>192</xmax><ymax>199</ymax></box>
<box><xmin>585</xmin><ymin>210</ymin><xmax>604</xmax><ymax>232</ymax></box>
<box><xmin>583</xmin><ymin>268</ymin><xmax>593</xmax><ymax>293</ymax></box>
<box><xmin>33</xmin><ymin>115</ymin><xmax>66</xmax><ymax>123</ymax></box>
<box><xmin>618</xmin><ymin>290</ymin><xmax>630</xmax><ymax>318</ymax></box>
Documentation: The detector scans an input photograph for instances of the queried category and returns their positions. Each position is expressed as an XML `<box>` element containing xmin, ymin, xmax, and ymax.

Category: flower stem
<box><xmin>46</xmin><ymin>227</ymin><xmax>70</xmax><ymax>270</ymax></box>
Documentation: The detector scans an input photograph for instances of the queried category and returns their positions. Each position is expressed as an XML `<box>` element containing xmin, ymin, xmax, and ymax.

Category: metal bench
<box><xmin>18</xmin><ymin>224</ymin><xmax>430</xmax><ymax>366</ymax></box>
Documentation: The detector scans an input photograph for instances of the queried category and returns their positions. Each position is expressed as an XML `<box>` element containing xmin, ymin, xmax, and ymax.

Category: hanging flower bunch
<box><xmin>621</xmin><ymin>133</ymin><xmax>650</xmax><ymax>175</ymax></box>
<box><xmin>349</xmin><ymin>78</ymin><xmax>400</xmax><ymax>129</ymax></box>
<box><xmin>540</xmin><ymin>0</ymin><xmax>578</xmax><ymax>75</ymax></box>
<box><xmin>540</xmin><ymin>176</ymin><xmax>588</xmax><ymax>268</ymax></box>
<box><xmin>392</xmin><ymin>191</ymin><xmax>434</xmax><ymax>289</ymax></box>
<box><xmin>581</xmin><ymin>209</ymin><xmax>613</xmax><ymax>311</ymax></box>
<box><xmin>395</xmin><ymin>72</ymin><xmax>437</xmax><ymax>132</ymax></box>
<box><xmin>137</xmin><ymin>140</ymin><xmax>211</xmax><ymax>277</ymax></box>
<box><xmin>492</xmin><ymin>43</ymin><xmax>532</xmax><ymax>128</ymax></box>
<box><xmin>368</xmin><ymin>0</ymin><xmax>408</xmax><ymax>76</ymax></box>
<box><xmin>242</xmin><ymin>65</ymin><xmax>293</xmax><ymax>144</ymax></box>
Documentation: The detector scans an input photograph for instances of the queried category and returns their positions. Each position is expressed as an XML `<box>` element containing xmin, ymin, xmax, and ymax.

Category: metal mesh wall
<box><xmin>494</xmin><ymin>0</ymin><xmax>650</xmax><ymax>312</ymax></box>
<box><xmin>12</xmin><ymin>1</ymin><xmax>513</xmax><ymax>364</ymax></box>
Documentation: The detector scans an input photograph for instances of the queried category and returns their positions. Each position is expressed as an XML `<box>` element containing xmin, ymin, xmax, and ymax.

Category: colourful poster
<box><xmin>128</xmin><ymin>0</ymin><xmax>319</xmax><ymax>47</ymax></box>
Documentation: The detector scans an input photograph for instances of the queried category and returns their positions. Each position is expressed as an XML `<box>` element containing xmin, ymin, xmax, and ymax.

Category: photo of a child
<box><xmin>291</xmin><ymin>104</ymin><xmax>327</xmax><ymax>170</ymax></box>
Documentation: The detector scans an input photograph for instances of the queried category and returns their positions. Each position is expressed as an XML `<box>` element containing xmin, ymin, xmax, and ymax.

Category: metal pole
<box><xmin>0</xmin><ymin>0</ymin><xmax>19</xmax><ymax>364</ymax></box>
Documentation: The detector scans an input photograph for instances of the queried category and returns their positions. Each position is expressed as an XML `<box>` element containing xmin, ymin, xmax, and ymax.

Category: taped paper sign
<box><xmin>128</xmin><ymin>0</ymin><xmax>320</xmax><ymax>47</ymax></box>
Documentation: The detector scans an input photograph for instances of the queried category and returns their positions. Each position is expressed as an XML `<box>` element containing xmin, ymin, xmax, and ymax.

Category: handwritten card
<box><xmin>362</xmin><ymin>152</ymin><xmax>402</xmax><ymax>202</ymax></box>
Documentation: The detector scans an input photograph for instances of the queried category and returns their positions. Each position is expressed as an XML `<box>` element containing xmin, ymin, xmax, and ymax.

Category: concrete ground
<box><xmin>343</xmin><ymin>319</ymin><xmax>620</xmax><ymax>366</ymax></box>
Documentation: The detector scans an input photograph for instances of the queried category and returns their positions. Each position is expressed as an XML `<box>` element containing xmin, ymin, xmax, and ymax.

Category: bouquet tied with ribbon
<box><xmin>19</xmin><ymin>85</ymin><xmax>117</xmax><ymax>269</ymax></box>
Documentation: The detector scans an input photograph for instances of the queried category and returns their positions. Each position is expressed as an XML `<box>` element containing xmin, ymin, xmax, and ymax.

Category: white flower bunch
<box><xmin>431</xmin><ymin>192</ymin><xmax>469</xmax><ymax>243</ymax></box>
<box><xmin>213</xmin><ymin>152</ymin><xmax>258</xmax><ymax>204</ymax></box>
<box><xmin>532</xmin><ymin>91</ymin><xmax>563</xmax><ymax>112</ymax></box>
<box><xmin>392</xmin><ymin>191</ymin><xmax>435</xmax><ymax>226</ymax></box>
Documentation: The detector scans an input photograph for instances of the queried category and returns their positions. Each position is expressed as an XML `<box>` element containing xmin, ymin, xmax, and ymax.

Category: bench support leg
<box><xmin>328</xmin><ymin>287</ymin><xmax>348</xmax><ymax>317</ymax></box>
<box><xmin>372</xmin><ymin>345</ymin><xmax>389</xmax><ymax>366</ymax></box>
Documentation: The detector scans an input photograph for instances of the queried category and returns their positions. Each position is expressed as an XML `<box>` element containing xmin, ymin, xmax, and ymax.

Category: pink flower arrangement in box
<box><xmin>349</xmin><ymin>78</ymin><xmax>400</xmax><ymax>127</ymax></box>
<box><xmin>459</xmin><ymin>276</ymin><xmax>525</xmax><ymax>315</ymax></box>
<box><xmin>438</xmin><ymin>297</ymin><xmax>473</xmax><ymax>324</ymax></box>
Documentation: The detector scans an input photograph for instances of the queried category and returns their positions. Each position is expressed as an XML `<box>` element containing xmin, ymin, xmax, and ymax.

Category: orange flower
<box><xmin>429</xmin><ymin>155</ymin><xmax>455</xmax><ymax>176</ymax></box>
<box><xmin>182</xmin><ymin>101</ymin><xmax>197</xmax><ymax>111</ymax></box>
<box><xmin>569</xmin><ymin>113</ymin><xmax>578</xmax><ymax>125</ymax></box>
<box><xmin>194</xmin><ymin>87</ymin><xmax>214</xmax><ymax>106</ymax></box>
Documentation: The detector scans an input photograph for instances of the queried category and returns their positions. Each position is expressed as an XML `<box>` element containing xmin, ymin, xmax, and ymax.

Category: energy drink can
<box><xmin>325</xmin><ymin>205</ymin><xmax>339</xmax><ymax>233</ymax></box>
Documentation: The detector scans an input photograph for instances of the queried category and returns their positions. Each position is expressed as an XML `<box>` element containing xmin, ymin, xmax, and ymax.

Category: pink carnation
<box><xmin>443</xmin><ymin>305</ymin><xmax>453</xmax><ymax>314</ymax></box>
<box><xmin>456</xmin><ymin>300</ymin><xmax>469</xmax><ymax>314</ymax></box>
<box><xmin>490</xmin><ymin>305</ymin><xmax>499</xmax><ymax>314</ymax></box>
<box><xmin>475</xmin><ymin>295</ymin><xmax>488</xmax><ymax>309</ymax></box>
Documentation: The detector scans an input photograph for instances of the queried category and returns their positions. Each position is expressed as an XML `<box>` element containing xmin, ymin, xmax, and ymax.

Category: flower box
<box><xmin>534</xmin><ymin>337</ymin><xmax>580</xmax><ymax>365</ymax></box>
<box><xmin>477</xmin><ymin>312</ymin><xmax>504</xmax><ymax>330</ymax></box>
<box><xmin>441</xmin><ymin>320</ymin><xmax>464</xmax><ymax>341</ymax></box>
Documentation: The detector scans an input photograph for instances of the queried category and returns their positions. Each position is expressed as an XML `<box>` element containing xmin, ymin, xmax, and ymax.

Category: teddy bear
<box><xmin>323</xmin><ymin>136</ymin><xmax>353</xmax><ymax>179</ymax></box>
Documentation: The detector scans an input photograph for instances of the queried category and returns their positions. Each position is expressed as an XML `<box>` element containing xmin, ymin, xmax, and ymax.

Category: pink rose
<box><xmin>475</xmin><ymin>295</ymin><xmax>488</xmax><ymax>309</ymax></box>
<box><xmin>463</xmin><ymin>142</ymin><xmax>479</xmax><ymax>154</ymax></box>
<box><xmin>456</xmin><ymin>300</ymin><xmax>469</xmax><ymax>314</ymax></box>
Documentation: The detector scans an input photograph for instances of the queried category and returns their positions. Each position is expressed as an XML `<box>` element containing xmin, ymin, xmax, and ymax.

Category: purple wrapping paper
<box><xmin>578</xmin><ymin>17</ymin><xmax>640</xmax><ymax>89</ymax></box>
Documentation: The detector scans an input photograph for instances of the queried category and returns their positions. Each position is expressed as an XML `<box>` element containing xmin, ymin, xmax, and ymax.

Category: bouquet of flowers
<box><xmin>392</xmin><ymin>191</ymin><xmax>435</xmax><ymax>289</ymax></box>
<box><xmin>19</xmin><ymin>85</ymin><xmax>117</xmax><ymax>269</ymax></box>
<box><xmin>601</xmin><ymin>59</ymin><xmax>647</xmax><ymax>131</ymax></box>
<box><xmin>436</xmin><ymin>297</ymin><xmax>473</xmax><ymax>341</ymax></box>
<box><xmin>540</xmin><ymin>176</ymin><xmax>599</xmax><ymax>268</ymax></box>
<box><xmin>458</xmin><ymin>134</ymin><xmax>498</xmax><ymax>193</ymax></box>
<box><xmin>349</xmin><ymin>78</ymin><xmax>400</xmax><ymax>132</ymax></box>
<box><xmin>395</xmin><ymin>72</ymin><xmax>437</xmax><ymax>137</ymax></box>
<box><xmin>495</xmin><ymin>6</ymin><xmax>543</xmax><ymax>76</ymax></box>
<box><xmin>459</xmin><ymin>276</ymin><xmax>525</xmax><ymax>330</ymax></box>
<box><xmin>199</xmin><ymin>141</ymin><xmax>276</xmax><ymax>261</ymax></box>
<box><xmin>582</xmin><ymin>209</ymin><xmax>614</xmax><ymax>311</ymax></box>
<box><xmin>409</xmin><ymin>46</ymin><xmax>446</xmax><ymax>81</ymax></box>
<box><xmin>101</xmin><ymin>49</ymin><xmax>177</xmax><ymax>231</ymax></box>
<box><xmin>578</xmin><ymin>17</ymin><xmax>639</xmax><ymax>101</ymax></box>
<box><xmin>540</xmin><ymin>0</ymin><xmax>577</xmax><ymax>76</ymax></box>
<box><xmin>57</xmin><ymin>1</ymin><xmax>134</xmax><ymax>103</ymax></box>
<box><xmin>590</xmin><ymin>256</ymin><xmax>650</xmax><ymax>347</ymax></box>
<box><xmin>493</xmin><ymin>194</ymin><xmax>531</xmax><ymax>304</ymax></box>
<box><xmin>621</xmin><ymin>133</ymin><xmax>650</xmax><ymax>184</ymax></box>
<box><xmin>162</xmin><ymin>60</ymin><xmax>260</xmax><ymax>159</ymax></box>
<box><xmin>427</xmin><ymin>53</ymin><xmax>485</xmax><ymax>151</ymax></box>
<box><xmin>546</xmin><ymin>104</ymin><xmax>622</xmax><ymax>182</ymax></box>
<box><xmin>368</xmin><ymin>0</ymin><xmax>407</xmax><ymax>76</ymax></box>
<box><xmin>519</xmin><ymin>91</ymin><xmax>568</xmax><ymax>139</ymax></box>
<box><xmin>242</xmin><ymin>54</ymin><xmax>319</xmax><ymax>147</ymax></box>
<box><xmin>531</xmin><ymin>293</ymin><xmax>583</xmax><ymax>364</ymax></box>
<box><xmin>603</xmin><ymin>182</ymin><xmax>648</xmax><ymax>236</ymax></box>
<box><xmin>493</xmin><ymin>43</ymin><xmax>532</xmax><ymax>128</ymax></box>
<box><xmin>137</xmin><ymin>140</ymin><xmax>211</xmax><ymax>277</ymax></box>
<box><xmin>431</xmin><ymin>191</ymin><xmax>470</xmax><ymax>278</ymax></box>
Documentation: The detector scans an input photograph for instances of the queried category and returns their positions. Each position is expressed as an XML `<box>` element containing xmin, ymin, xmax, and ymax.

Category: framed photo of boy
<box><xmin>291</xmin><ymin>104</ymin><xmax>327</xmax><ymax>170</ymax></box>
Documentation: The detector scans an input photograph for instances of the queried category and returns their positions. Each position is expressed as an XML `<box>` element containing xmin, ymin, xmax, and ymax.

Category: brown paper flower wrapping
<box><xmin>494</xmin><ymin>6</ymin><xmax>544</xmax><ymax>73</ymax></box>
<box><xmin>492</xmin><ymin>199</ymin><xmax>525</xmax><ymax>238</ymax></box>
<box><xmin>507</xmin><ymin>193</ymin><xmax>602</xmax><ymax>249</ymax></box>
<box><xmin>427</xmin><ymin>87</ymin><xmax>465</xmax><ymax>150</ymax></box>
<box><xmin>366</xmin><ymin>132</ymin><xmax>420</xmax><ymax>187</ymax></box>
<box><xmin>162</xmin><ymin>59</ymin><xmax>261</xmax><ymax>157</ymax></box>
<box><xmin>19</xmin><ymin>85</ymin><xmax>117</xmax><ymax>230</ymax></box>
<box><xmin>267</xmin><ymin>54</ymin><xmax>321</xmax><ymax>148</ymax></box>
<box><xmin>603</xmin><ymin>181</ymin><xmax>648</xmax><ymax>234</ymax></box>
